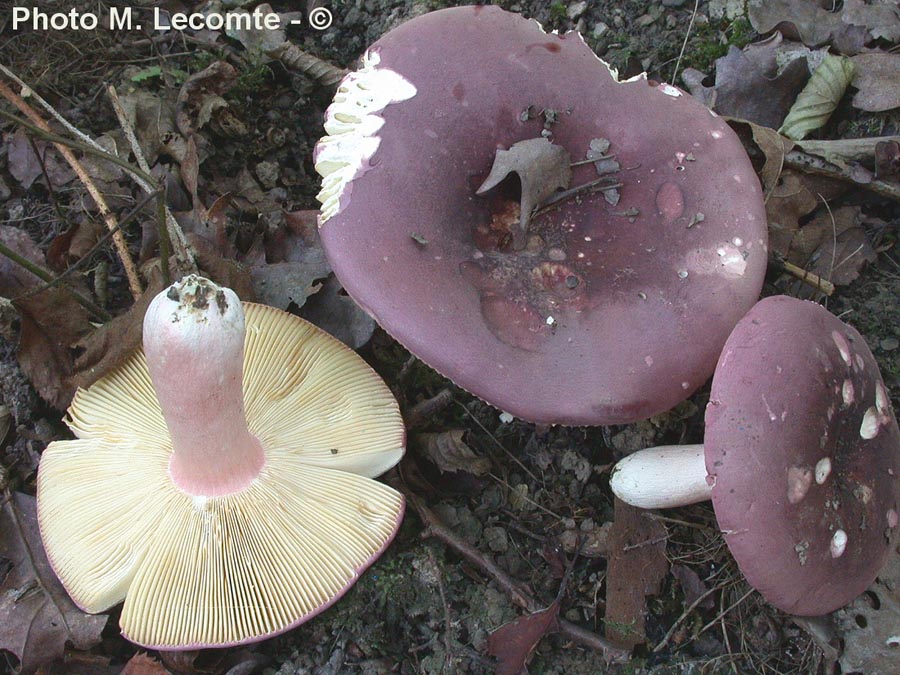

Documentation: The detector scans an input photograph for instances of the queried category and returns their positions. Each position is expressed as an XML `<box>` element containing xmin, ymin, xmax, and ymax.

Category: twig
<box><xmin>773</xmin><ymin>259</ymin><xmax>836</xmax><ymax>296</ymax></box>
<box><xmin>12</xmin><ymin>189</ymin><xmax>161</xmax><ymax>303</ymax></box>
<box><xmin>106</xmin><ymin>84</ymin><xmax>194</xmax><ymax>274</ymax></box>
<box><xmin>653</xmin><ymin>577</ymin><xmax>731</xmax><ymax>653</ymax></box>
<box><xmin>267</xmin><ymin>43</ymin><xmax>348</xmax><ymax>87</ymax></box>
<box><xmin>407</xmin><ymin>493</ymin><xmax>630</xmax><ymax>663</ymax></box>
<box><xmin>672</xmin><ymin>0</ymin><xmax>701</xmax><ymax>85</ymax></box>
<box><xmin>0</xmin><ymin>240</ymin><xmax>111</xmax><ymax>322</ymax></box>
<box><xmin>406</xmin><ymin>388</ymin><xmax>455</xmax><ymax>429</ymax></box>
<box><xmin>0</xmin><ymin>79</ymin><xmax>143</xmax><ymax>299</ymax></box>
<box><xmin>784</xmin><ymin>149</ymin><xmax>900</xmax><ymax>202</ymax></box>
<box><xmin>697</xmin><ymin>586</ymin><xmax>755</xmax><ymax>636</ymax></box>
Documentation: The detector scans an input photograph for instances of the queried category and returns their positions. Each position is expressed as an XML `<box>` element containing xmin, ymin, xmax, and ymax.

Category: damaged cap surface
<box><xmin>706</xmin><ymin>295</ymin><xmax>900</xmax><ymax>615</ymax></box>
<box><xmin>315</xmin><ymin>5</ymin><xmax>768</xmax><ymax>425</ymax></box>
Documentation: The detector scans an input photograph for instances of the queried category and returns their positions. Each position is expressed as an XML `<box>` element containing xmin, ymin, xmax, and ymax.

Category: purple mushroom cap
<box><xmin>706</xmin><ymin>295</ymin><xmax>900</xmax><ymax>615</ymax></box>
<box><xmin>315</xmin><ymin>6</ymin><xmax>768</xmax><ymax>425</ymax></box>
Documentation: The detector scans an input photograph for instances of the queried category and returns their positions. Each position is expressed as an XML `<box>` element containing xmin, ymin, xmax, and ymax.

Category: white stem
<box><xmin>609</xmin><ymin>444</ymin><xmax>711</xmax><ymax>509</ymax></box>
<box><xmin>143</xmin><ymin>275</ymin><xmax>265</xmax><ymax>497</ymax></box>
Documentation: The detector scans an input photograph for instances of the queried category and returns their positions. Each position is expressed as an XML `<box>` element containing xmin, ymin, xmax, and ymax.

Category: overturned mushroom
<box><xmin>611</xmin><ymin>295</ymin><xmax>900</xmax><ymax>615</ymax></box>
<box><xmin>37</xmin><ymin>276</ymin><xmax>405</xmax><ymax>649</ymax></box>
<box><xmin>314</xmin><ymin>6</ymin><xmax>768</xmax><ymax>425</ymax></box>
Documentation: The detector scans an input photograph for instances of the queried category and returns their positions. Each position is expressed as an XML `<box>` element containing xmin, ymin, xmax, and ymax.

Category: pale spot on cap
<box><xmin>787</xmin><ymin>466</ymin><xmax>813</xmax><ymax>504</ymax></box>
<box><xmin>830</xmin><ymin>529</ymin><xmax>848</xmax><ymax>558</ymax></box>
<box><xmin>815</xmin><ymin>458</ymin><xmax>832</xmax><ymax>485</ymax></box>
<box><xmin>860</xmin><ymin>407</ymin><xmax>880</xmax><ymax>439</ymax></box>
<box><xmin>842</xmin><ymin>380</ymin><xmax>855</xmax><ymax>406</ymax></box>
<box><xmin>831</xmin><ymin>331</ymin><xmax>852</xmax><ymax>366</ymax></box>
<box><xmin>888</xmin><ymin>509</ymin><xmax>898</xmax><ymax>528</ymax></box>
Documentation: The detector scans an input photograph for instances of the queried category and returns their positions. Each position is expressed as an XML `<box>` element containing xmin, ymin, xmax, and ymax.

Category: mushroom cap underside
<box><xmin>37</xmin><ymin>303</ymin><xmax>405</xmax><ymax>649</ymax></box>
<box><xmin>705</xmin><ymin>295</ymin><xmax>900</xmax><ymax>615</ymax></box>
<box><xmin>316</xmin><ymin>5</ymin><xmax>768</xmax><ymax>425</ymax></box>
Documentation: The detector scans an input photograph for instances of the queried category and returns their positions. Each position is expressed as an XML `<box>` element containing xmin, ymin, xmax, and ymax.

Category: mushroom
<box><xmin>314</xmin><ymin>6</ymin><xmax>768</xmax><ymax>425</ymax></box>
<box><xmin>610</xmin><ymin>295</ymin><xmax>900</xmax><ymax>615</ymax></box>
<box><xmin>37</xmin><ymin>275</ymin><xmax>405</xmax><ymax>649</ymax></box>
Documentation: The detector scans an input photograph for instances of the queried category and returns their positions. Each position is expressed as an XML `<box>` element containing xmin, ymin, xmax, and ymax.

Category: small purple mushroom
<box><xmin>611</xmin><ymin>295</ymin><xmax>900</xmax><ymax>615</ymax></box>
<box><xmin>314</xmin><ymin>6</ymin><xmax>768</xmax><ymax>425</ymax></box>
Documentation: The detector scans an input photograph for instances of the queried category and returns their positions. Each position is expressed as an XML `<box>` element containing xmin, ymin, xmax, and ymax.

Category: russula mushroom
<box><xmin>611</xmin><ymin>295</ymin><xmax>900</xmax><ymax>615</ymax></box>
<box><xmin>314</xmin><ymin>6</ymin><xmax>768</xmax><ymax>425</ymax></box>
<box><xmin>37</xmin><ymin>275</ymin><xmax>405</xmax><ymax>649</ymax></box>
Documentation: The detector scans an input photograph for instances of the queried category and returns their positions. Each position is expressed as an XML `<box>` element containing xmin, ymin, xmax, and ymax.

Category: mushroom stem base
<box><xmin>610</xmin><ymin>444</ymin><xmax>711</xmax><ymax>509</ymax></box>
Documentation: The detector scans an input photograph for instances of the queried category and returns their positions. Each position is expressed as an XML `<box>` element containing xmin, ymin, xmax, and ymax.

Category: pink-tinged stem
<box><xmin>142</xmin><ymin>275</ymin><xmax>265</xmax><ymax>497</ymax></box>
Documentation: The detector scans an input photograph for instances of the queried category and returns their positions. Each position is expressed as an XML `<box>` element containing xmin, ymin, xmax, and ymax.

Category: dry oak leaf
<box><xmin>682</xmin><ymin>34</ymin><xmax>810</xmax><ymax>129</ymax></box>
<box><xmin>486</xmin><ymin>600</ymin><xmax>560</xmax><ymax>675</ymax></box>
<box><xmin>0</xmin><ymin>226</ymin><xmax>92</xmax><ymax>410</ymax></box>
<box><xmin>0</xmin><ymin>493</ymin><xmax>107</xmax><ymax>674</ymax></box>
<box><xmin>851</xmin><ymin>52</ymin><xmax>900</xmax><ymax>112</ymax></box>
<box><xmin>476</xmin><ymin>137</ymin><xmax>572</xmax><ymax>248</ymax></box>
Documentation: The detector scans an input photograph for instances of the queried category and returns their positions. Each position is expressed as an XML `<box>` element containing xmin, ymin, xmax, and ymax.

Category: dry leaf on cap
<box><xmin>0</xmin><ymin>493</ymin><xmax>107</xmax><ymax>674</ymax></box>
<box><xmin>476</xmin><ymin>137</ymin><xmax>572</xmax><ymax>248</ymax></box>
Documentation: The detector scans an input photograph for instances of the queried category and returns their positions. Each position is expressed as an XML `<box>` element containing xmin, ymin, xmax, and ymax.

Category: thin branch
<box><xmin>0</xmin><ymin>240</ymin><xmax>111</xmax><ymax>321</ymax></box>
<box><xmin>784</xmin><ymin>149</ymin><xmax>900</xmax><ymax>202</ymax></box>
<box><xmin>0</xmin><ymin>79</ymin><xmax>143</xmax><ymax>298</ymax></box>
<box><xmin>106</xmin><ymin>83</ymin><xmax>194</xmax><ymax>273</ymax></box>
<box><xmin>407</xmin><ymin>493</ymin><xmax>631</xmax><ymax>663</ymax></box>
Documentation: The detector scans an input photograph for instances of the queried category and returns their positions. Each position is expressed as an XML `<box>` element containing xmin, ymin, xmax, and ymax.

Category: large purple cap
<box><xmin>315</xmin><ymin>6</ymin><xmax>767</xmax><ymax>425</ymax></box>
<box><xmin>706</xmin><ymin>295</ymin><xmax>900</xmax><ymax>615</ymax></box>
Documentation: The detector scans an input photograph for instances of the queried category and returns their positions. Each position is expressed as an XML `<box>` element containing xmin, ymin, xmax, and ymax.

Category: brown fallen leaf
<box><xmin>175</xmin><ymin>61</ymin><xmax>238</xmax><ymax>140</ymax></box>
<box><xmin>121</xmin><ymin>653</ymin><xmax>173</xmax><ymax>675</ymax></box>
<box><xmin>414</xmin><ymin>430</ymin><xmax>491</xmax><ymax>477</ymax></box>
<box><xmin>682</xmin><ymin>34</ymin><xmax>811</xmax><ymax>129</ymax></box>
<box><xmin>0</xmin><ymin>226</ymin><xmax>93</xmax><ymax>409</ymax></box>
<box><xmin>789</xmin><ymin>205</ymin><xmax>876</xmax><ymax>290</ymax></box>
<box><xmin>748</xmin><ymin>0</ymin><xmax>896</xmax><ymax>51</ymax></box>
<box><xmin>486</xmin><ymin>600</ymin><xmax>560</xmax><ymax>675</ymax></box>
<box><xmin>604</xmin><ymin>499</ymin><xmax>668</xmax><ymax>648</ymax></box>
<box><xmin>297</xmin><ymin>274</ymin><xmax>375</xmax><ymax>349</ymax></box>
<box><xmin>0</xmin><ymin>492</ymin><xmax>107</xmax><ymax>674</ymax></box>
<box><xmin>851</xmin><ymin>52</ymin><xmax>900</xmax><ymax>112</ymax></box>
<box><xmin>476</xmin><ymin>137</ymin><xmax>572</xmax><ymax>249</ymax></box>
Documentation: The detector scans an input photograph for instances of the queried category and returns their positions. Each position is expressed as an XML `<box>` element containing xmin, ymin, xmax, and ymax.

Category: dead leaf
<box><xmin>765</xmin><ymin>171</ymin><xmax>820</xmax><ymax>256</ymax></box>
<box><xmin>175</xmin><ymin>61</ymin><xmax>238</xmax><ymax>139</ymax></box>
<box><xmin>227</xmin><ymin>3</ymin><xmax>286</xmax><ymax>58</ymax></box>
<box><xmin>670</xmin><ymin>564</ymin><xmax>714</xmax><ymax>610</ymax></box>
<box><xmin>116</xmin><ymin>90</ymin><xmax>178</xmax><ymax>166</ymax></box>
<box><xmin>779</xmin><ymin>54</ymin><xmax>855</xmax><ymax>140</ymax></box>
<box><xmin>413</xmin><ymin>430</ymin><xmax>491</xmax><ymax>477</ymax></box>
<box><xmin>0</xmin><ymin>226</ymin><xmax>93</xmax><ymax>409</ymax></box>
<box><xmin>605</xmin><ymin>499</ymin><xmax>668</xmax><ymax>648</ymax></box>
<box><xmin>476</xmin><ymin>138</ymin><xmax>572</xmax><ymax>249</ymax></box>
<box><xmin>789</xmin><ymin>205</ymin><xmax>876</xmax><ymax>289</ymax></box>
<box><xmin>748</xmin><ymin>0</ymin><xmax>898</xmax><ymax>50</ymax></box>
<box><xmin>683</xmin><ymin>34</ymin><xmax>811</xmax><ymax>129</ymax></box>
<box><xmin>121</xmin><ymin>654</ymin><xmax>173</xmax><ymax>675</ymax></box>
<box><xmin>851</xmin><ymin>52</ymin><xmax>900</xmax><ymax>112</ymax></box>
<box><xmin>486</xmin><ymin>601</ymin><xmax>560</xmax><ymax>675</ymax></box>
<box><xmin>70</xmin><ymin>272</ymin><xmax>165</xmax><ymax>392</ymax></box>
<box><xmin>836</xmin><ymin>547</ymin><xmax>900</xmax><ymax>675</ymax></box>
<box><xmin>0</xmin><ymin>492</ymin><xmax>107</xmax><ymax>674</ymax></box>
<box><xmin>7</xmin><ymin>129</ymin><xmax>44</xmax><ymax>189</ymax></box>
<box><xmin>875</xmin><ymin>139</ymin><xmax>900</xmax><ymax>180</ymax></box>
<box><xmin>297</xmin><ymin>274</ymin><xmax>375</xmax><ymax>349</ymax></box>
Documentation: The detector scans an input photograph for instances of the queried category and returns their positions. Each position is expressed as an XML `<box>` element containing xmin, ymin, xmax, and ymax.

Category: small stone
<box><xmin>255</xmin><ymin>160</ymin><xmax>280</xmax><ymax>189</ymax></box>
<box><xmin>567</xmin><ymin>1</ymin><xmax>588</xmax><ymax>20</ymax></box>
<box><xmin>484</xmin><ymin>526</ymin><xmax>509</xmax><ymax>553</ymax></box>
<box><xmin>880</xmin><ymin>337</ymin><xmax>899</xmax><ymax>351</ymax></box>
<box><xmin>592</xmin><ymin>21</ymin><xmax>609</xmax><ymax>38</ymax></box>
<box><xmin>662</xmin><ymin>0</ymin><xmax>689</xmax><ymax>6</ymax></box>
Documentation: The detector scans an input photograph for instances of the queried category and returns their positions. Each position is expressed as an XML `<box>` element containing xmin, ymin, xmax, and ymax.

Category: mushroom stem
<box><xmin>142</xmin><ymin>275</ymin><xmax>265</xmax><ymax>497</ymax></box>
<box><xmin>609</xmin><ymin>444</ymin><xmax>711</xmax><ymax>509</ymax></box>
